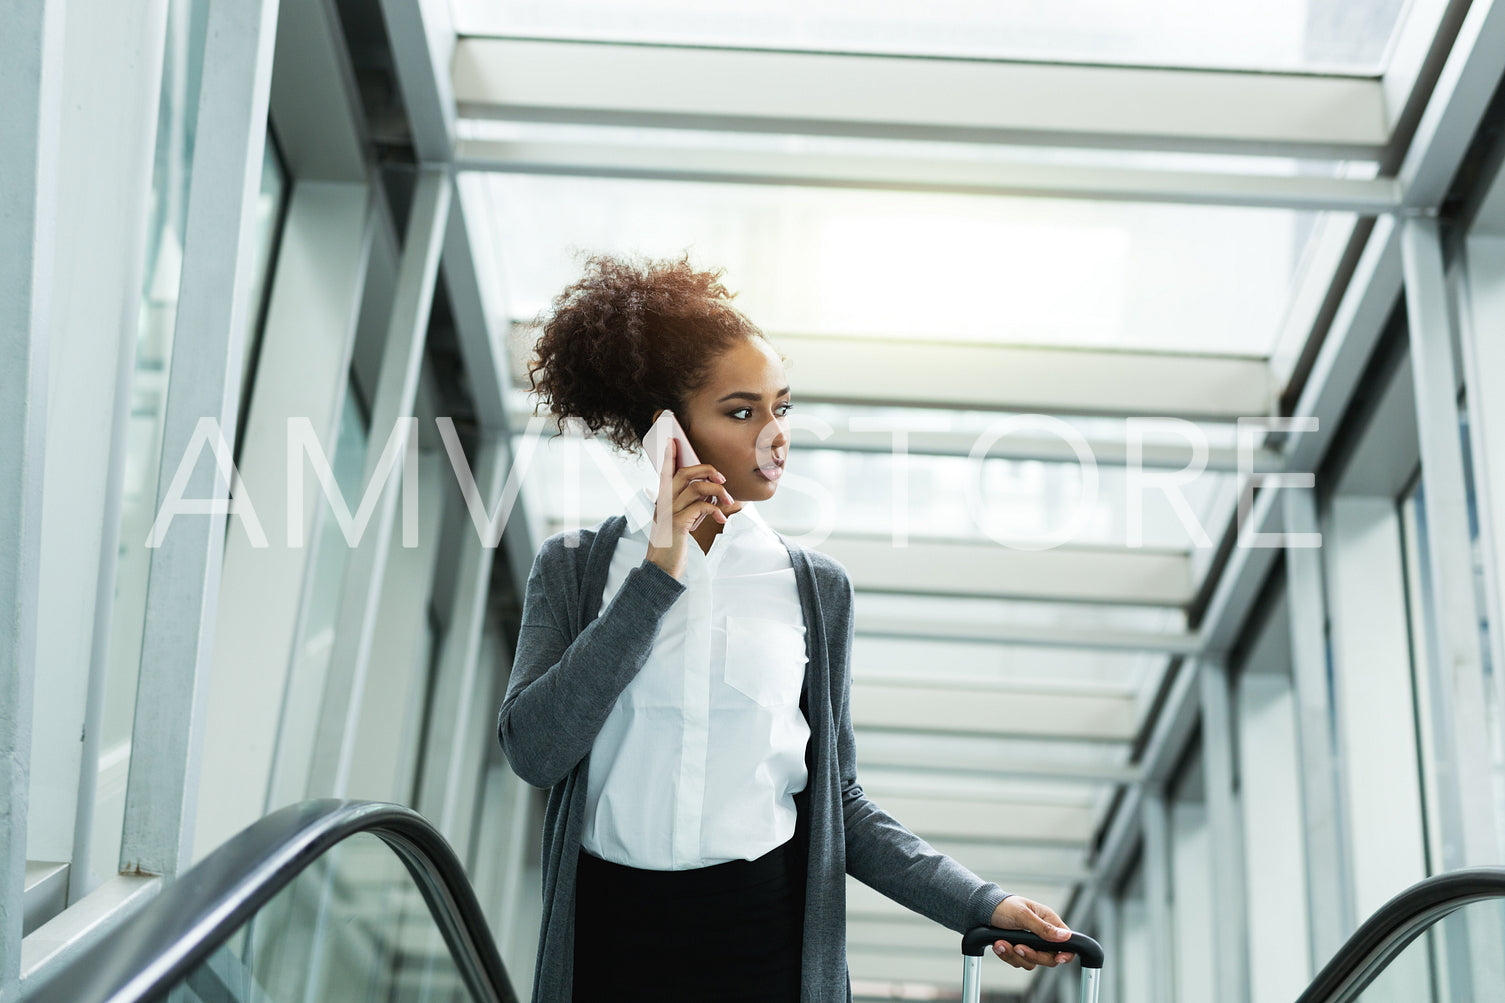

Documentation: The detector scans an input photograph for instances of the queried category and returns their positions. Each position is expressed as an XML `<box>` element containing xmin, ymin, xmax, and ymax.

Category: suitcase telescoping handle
<box><xmin>961</xmin><ymin>927</ymin><xmax>1105</xmax><ymax>1003</ymax></box>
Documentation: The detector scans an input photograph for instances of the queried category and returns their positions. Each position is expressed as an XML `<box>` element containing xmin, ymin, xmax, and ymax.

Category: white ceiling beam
<box><xmin>922</xmin><ymin>841</ymin><xmax>1093</xmax><ymax>885</ymax></box>
<box><xmin>508</xmin><ymin>326</ymin><xmax>1274</xmax><ymax>420</ymax></box>
<box><xmin>828</xmin><ymin>536</ymin><xmax>1193</xmax><ymax>606</ymax></box>
<box><xmin>507</xmin><ymin>359</ymin><xmax>1279</xmax><ymax>471</ymax></box>
<box><xmin>852</xmin><ymin>636</ymin><xmax>1153</xmax><ymax>692</ymax></box>
<box><xmin>852</xmin><ymin>682</ymin><xmax>1139</xmax><ymax>741</ymax></box>
<box><xmin>534</xmin><ymin>514</ymin><xmax>1193</xmax><ymax>606</ymax></box>
<box><xmin>856</xmin><ymin>794</ymin><xmax>1097</xmax><ymax>842</ymax></box>
<box><xmin>791</xmin><ymin>423</ymin><xmax>1277</xmax><ymax>474</ymax></box>
<box><xmin>760</xmin><ymin>332</ymin><xmax>1275</xmax><ymax>421</ymax></box>
<box><xmin>854</xmin><ymin>612</ymin><xmax>1199</xmax><ymax>655</ymax></box>
<box><xmin>848</xmin><ymin>878</ymin><xmax>1071</xmax><ymax>920</ymax></box>
<box><xmin>1399</xmin><ymin>0</ymin><xmax>1505</xmax><ymax>207</ymax></box>
<box><xmin>456</xmin><ymin>135</ymin><xmax>1400</xmax><ymax>212</ymax></box>
<box><xmin>452</xmin><ymin>38</ymin><xmax>1390</xmax><ymax>157</ymax></box>
<box><xmin>854</xmin><ymin>729</ymin><xmax>1140</xmax><ymax>784</ymax></box>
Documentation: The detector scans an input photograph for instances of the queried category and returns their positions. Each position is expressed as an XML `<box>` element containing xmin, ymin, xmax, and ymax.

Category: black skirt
<box><xmin>571</xmin><ymin>839</ymin><xmax>804</xmax><ymax>1002</ymax></box>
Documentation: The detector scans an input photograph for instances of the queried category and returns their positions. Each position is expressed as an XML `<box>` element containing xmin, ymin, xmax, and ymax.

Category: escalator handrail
<box><xmin>19</xmin><ymin>799</ymin><xmax>519</xmax><ymax>1003</ymax></box>
<box><xmin>1295</xmin><ymin>866</ymin><xmax>1505</xmax><ymax>1002</ymax></box>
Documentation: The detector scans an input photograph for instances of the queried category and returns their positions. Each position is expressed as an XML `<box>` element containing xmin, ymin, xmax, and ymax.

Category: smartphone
<box><xmin>643</xmin><ymin>409</ymin><xmax>699</xmax><ymax>476</ymax></box>
<box><xmin>642</xmin><ymin>410</ymin><xmax>720</xmax><ymax>531</ymax></box>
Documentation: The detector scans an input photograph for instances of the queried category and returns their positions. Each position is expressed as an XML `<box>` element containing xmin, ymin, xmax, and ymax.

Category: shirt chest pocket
<box><xmin>722</xmin><ymin>615</ymin><xmax>808</xmax><ymax>708</ymax></box>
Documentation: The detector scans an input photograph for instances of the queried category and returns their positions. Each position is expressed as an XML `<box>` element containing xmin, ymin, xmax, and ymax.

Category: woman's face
<box><xmin>659</xmin><ymin>338</ymin><xmax>791</xmax><ymax>509</ymax></box>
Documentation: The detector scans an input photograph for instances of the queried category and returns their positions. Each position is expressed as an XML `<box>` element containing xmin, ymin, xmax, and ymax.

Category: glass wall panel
<box><xmin>1169</xmin><ymin>751</ymin><xmax>1214</xmax><ymax>1003</ymax></box>
<box><xmin>1115</xmin><ymin>862</ymin><xmax>1154</xmax><ymax>1003</ymax></box>
<box><xmin>1459</xmin><ymin>400</ymin><xmax>1505</xmax><ymax>853</ymax></box>
<box><xmin>1235</xmin><ymin>588</ymin><xmax>1314</xmax><ymax>1002</ymax></box>
<box><xmin>1402</xmin><ymin>476</ymin><xmax>1455</xmax><ymax>876</ymax></box>
<box><xmin>267</xmin><ymin>384</ymin><xmax>369</xmax><ymax>807</ymax></box>
<box><xmin>451</xmin><ymin>0</ymin><xmax>1410</xmax><ymax>74</ymax></box>
<box><xmin>236</xmin><ymin>133</ymin><xmax>290</xmax><ymax>430</ymax></box>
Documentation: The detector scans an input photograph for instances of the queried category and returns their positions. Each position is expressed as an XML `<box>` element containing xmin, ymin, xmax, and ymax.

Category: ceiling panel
<box><xmin>827</xmin><ymin>537</ymin><xmax>1192</xmax><ymax>606</ymax></box>
<box><xmin>481</xmin><ymin>173</ymin><xmax>1325</xmax><ymax>357</ymax></box>
<box><xmin>768</xmin><ymin>444</ymin><xmax>1239</xmax><ymax>552</ymax></box>
<box><xmin>854</xmin><ymin>729</ymin><xmax>1136</xmax><ymax>784</ymax></box>
<box><xmin>450</xmin><ymin>1</ymin><xmax>1410</xmax><ymax>76</ymax></box>
<box><xmin>507</xmin><ymin>423</ymin><xmax>1239</xmax><ymax>555</ymax></box>
<box><xmin>852</xmin><ymin>636</ymin><xmax>1164</xmax><ymax>691</ymax></box>
<box><xmin>851</xmin><ymin>681</ymin><xmax>1139</xmax><ymax>741</ymax></box>
<box><xmin>848</xmin><ymin>878</ymin><xmax>1073</xmax><ymax>920</ymax></box>
<box><xmin>853</xmin><ymin>795</ymin><xmax>1097</xmax><ymax>842</ymax></box>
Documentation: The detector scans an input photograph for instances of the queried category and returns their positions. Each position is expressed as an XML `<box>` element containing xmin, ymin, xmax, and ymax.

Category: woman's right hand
<box><xmin>645</xmin><ymin>437</ymin><xmax>734</xmax><ymax>581</ymax></box>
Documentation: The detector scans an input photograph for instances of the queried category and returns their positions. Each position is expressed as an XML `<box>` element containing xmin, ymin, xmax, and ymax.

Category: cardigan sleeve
<box><xmin>497</xmin><ymin>539</ymin><xmax>687</xmax><ymax>789</ymax></box>
<box><xmin>832</xmin><ymin>566</ymin><xmax>1012</xmax><ymax>934</ymax></box>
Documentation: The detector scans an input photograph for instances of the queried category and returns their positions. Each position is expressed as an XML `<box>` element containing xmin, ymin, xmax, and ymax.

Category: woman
<box><xmin>498</xmin><ymin>253</ymin><xmax>1076</xmax><ymax>1002</ymax></box>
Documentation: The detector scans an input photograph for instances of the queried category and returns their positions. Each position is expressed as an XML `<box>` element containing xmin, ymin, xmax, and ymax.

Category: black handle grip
<box><xmin>962</xmin><ymin>927</ymin><xmax>1105</xmax><ymax>969</ymax></box>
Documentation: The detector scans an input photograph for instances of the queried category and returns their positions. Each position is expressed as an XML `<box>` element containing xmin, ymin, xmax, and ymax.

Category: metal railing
<box><xmin>18</xmin><ymin>799</ymin><xmax>518</xmax><ymax>1003</ymax></box>
<box><xmin>1294</xmin><ymin>867</ymin><xmax>1505</xmax><ymax>1003</ymax></box>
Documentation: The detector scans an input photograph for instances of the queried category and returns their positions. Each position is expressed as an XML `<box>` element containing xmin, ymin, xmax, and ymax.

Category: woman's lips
<box><xmin>755</xmin><ymin>462</ymin><xmax>784</xmax><ymax>481</ymax></box>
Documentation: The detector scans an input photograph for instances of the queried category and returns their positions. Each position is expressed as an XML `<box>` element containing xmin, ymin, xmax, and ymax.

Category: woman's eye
<box><xmin>731</xmin><ymin>402</ymin><xmax>794</xmax><ymax>420</ymax></box>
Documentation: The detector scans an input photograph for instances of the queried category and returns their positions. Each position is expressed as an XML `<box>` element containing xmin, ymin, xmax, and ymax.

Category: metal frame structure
<box><xmin>12</xmin><ymin>0</ymin><xmax>1505</xmax><ymax>999</ymax></box>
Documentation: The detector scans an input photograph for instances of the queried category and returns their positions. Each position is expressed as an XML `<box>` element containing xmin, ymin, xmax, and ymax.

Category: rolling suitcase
<box><xmin>961</xmin><ymin>927</ymin><xmax>1105</xmax><ymax>1003</ymax></box>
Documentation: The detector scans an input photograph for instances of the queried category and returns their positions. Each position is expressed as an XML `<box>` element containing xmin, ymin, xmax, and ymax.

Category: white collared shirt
<box><xmin>580</xmin><ymin>484</ymin><xmax>811</xmax><ymax>870</ymax></box>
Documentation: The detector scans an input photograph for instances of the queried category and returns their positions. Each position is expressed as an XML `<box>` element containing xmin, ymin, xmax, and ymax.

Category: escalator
<box><xmin>19</xmin><ymin>801</ymin><xmax>519</xmax><ymax>1003</ymax></box>
<box><xmin>17</xmin><ymin>796</ymin><xmax>1505</xmax><ymax>1003</ymax></box>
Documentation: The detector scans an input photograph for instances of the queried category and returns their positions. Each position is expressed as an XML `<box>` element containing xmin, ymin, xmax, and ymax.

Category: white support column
<box><xmin>190</xmin><ymin>182</ymin><xmax>374</xmax><ymax>859</ymax></box>
<box><xmin>1402</xmin><ymin>217</ymin><xmax>1505</xmax><ymax>996</ymax></box>
<box><xmin>1093</xmin><ymin>895</ymin><xmax>1118</xmax><ymax>1003</ymax></box>
<box><xmin>1282</xmin><ymin>486</ymin><xmax>1353</xmax><ymax>968</ymax></box>
<box><xmin>1459</xmin><ymin>233</ymin><xmax>1505</xmax><ymax>852</ymax></box>
<box><xmin>118</xmin><ymin>0</ymin><xmax>281</xmax><ymax>879</ymax></box>
<box><xmin>50</xmin><ymin>0</ymin><xmax>174</xmax><ymax>908</ymax></box>
<box><xmin>27</xmin><ymin>0</ymin><xmax>172</xmax><ymax>910</ymax></box>
<box><xmin>306</xmin><ymin>168</ymin><xmax>451</xmax><ymax>798</ymax></box>
<box><xmin>0</xmin><ymin>0</ymin><xmax>65</xmax><ymax>989</ymax></box>
<box><xmin>417</xmin><ymin>437</ymin><xmax>507</xmax><ymax>843</ymax></box>
<box><xmin>1141</xmin><ymin>791</ymin><xmax>1175</xmax><ymax>1003</ymax></box>
<box><xmin>1400</xmin><ymin>217</ymin><xmax>1501</xmax><ymax>867</ymax></box>
<box><xmin>375</xmin><ymin>0</ymin><xmax>456</xmax><ymax>162</ymax></box>
<box><xmin>1199</xmin><ymin>659</ymin><xmax>1249</xmax><ymax>1003</ymax></box>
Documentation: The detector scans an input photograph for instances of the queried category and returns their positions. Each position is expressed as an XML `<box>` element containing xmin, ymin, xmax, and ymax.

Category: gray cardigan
<box><xmin>498</xmin><ymin>515</ymin><xmax>1010</xmax><ymax>1001</ymax></box>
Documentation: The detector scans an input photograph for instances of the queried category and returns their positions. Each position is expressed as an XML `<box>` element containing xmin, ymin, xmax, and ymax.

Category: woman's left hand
<box><xmin>987</xmin><ymin>895</ymin><xmax>1076</xmax><ymax>971</ymax></box>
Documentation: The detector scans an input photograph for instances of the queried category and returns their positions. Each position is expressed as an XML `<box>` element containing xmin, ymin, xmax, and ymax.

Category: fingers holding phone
<box><xmin>647</xmin><ymin>437</ymin><xmax>735</xmax><ymax>581</ymax></box>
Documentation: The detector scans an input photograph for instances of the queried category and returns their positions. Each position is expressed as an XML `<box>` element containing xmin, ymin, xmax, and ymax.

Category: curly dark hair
<box><xmin>525</xmin><ymin>251</ymin><xmax>778</xmax><ymax>454</ymax></box>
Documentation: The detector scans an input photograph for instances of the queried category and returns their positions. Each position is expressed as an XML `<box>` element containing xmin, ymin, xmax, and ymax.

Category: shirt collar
<box><xmin>625</xmin><ymin>483</ymin><xmax>773</xmax><ymax>542</ymax></box>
